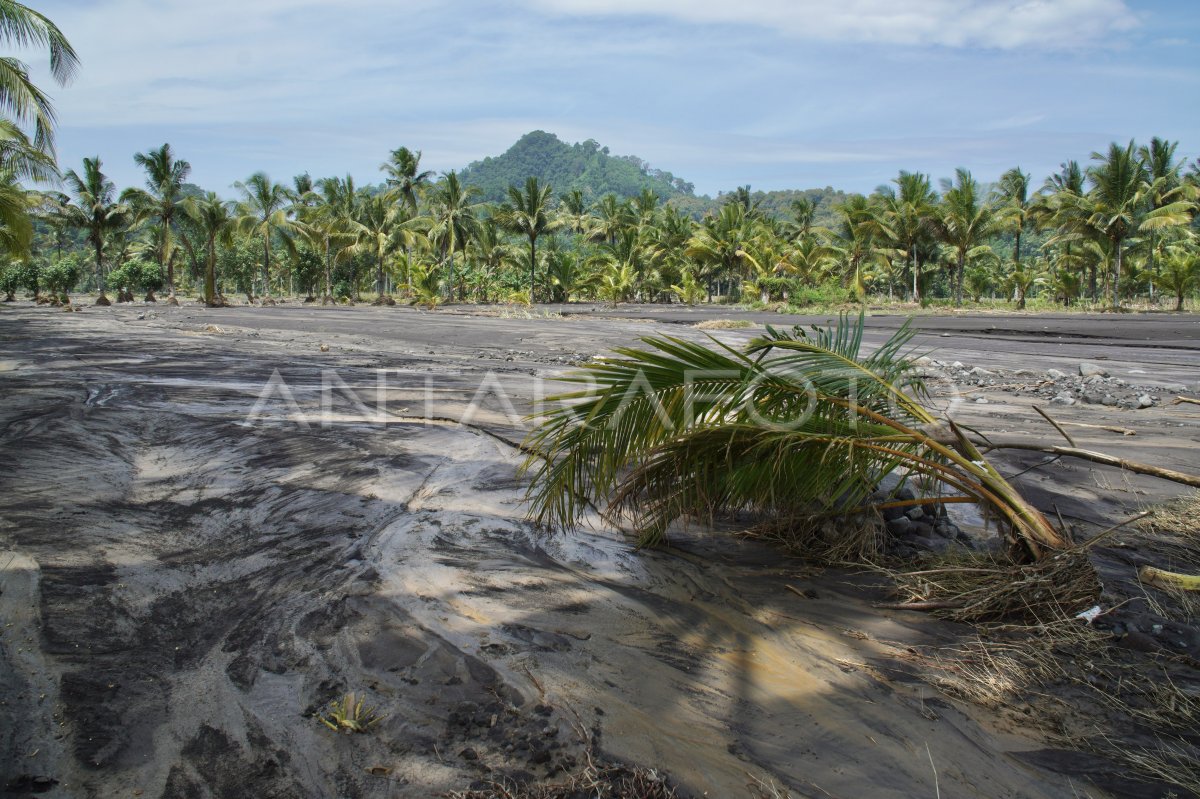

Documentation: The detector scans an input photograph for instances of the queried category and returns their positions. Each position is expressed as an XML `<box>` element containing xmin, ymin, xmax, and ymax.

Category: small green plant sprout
<box><xmin>318</xmin><ymin>692</ymin><xmax>384</xmax><ymax>734</ymax></box>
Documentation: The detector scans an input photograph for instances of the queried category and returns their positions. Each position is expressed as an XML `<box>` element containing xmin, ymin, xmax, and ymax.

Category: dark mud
<box><xmin>0</xmin><ymin>301</ymin><xmax>1198</xmax><ymax>798</ymax></box>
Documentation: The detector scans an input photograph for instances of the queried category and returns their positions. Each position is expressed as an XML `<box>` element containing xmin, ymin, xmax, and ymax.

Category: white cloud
<box><xmin>524</xmin><ymin>0</ymin><xmax>1138</xmax><ymax>49</ymax></box>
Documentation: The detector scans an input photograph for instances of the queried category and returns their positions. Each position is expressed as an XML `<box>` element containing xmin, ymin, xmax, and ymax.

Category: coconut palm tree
<box><xmin>182</xmin><ymin>192</ymin><xmax>233</xmax><ymax>306</ymax></box>
<box><xmin>1039</xmin><ymin>160</ymin><xmax>1094</xmax><ymax>301</ymax></box>
<box><xmin>557</xmin><ymin>188</ymin><xmax>591</xmax><ymax>236</ymax></box>
<box><xmin>344</xmin><ymin>192</ymin><xmax>400</xmax><ymax>302</ymax></box>
<box><xmin>381</xmin><ymin>146</ymin><xmax>434</xmax><ymax>213</ymax></box>
<box><xmin>685</xmin><ymin>202</ymin><xmax>760</xmax><ymax>301</ymax></box>
<box><xmin>1138</xmin><ymin>138</ymin><xmax>1197</xmax><ymax>301</ymax></box>
<box><xmin>233</xmin><ymin>172</ymin><xmax>297</xmax><ymax>301</ymax></box>
<box><xmin>62</xmin><ymin>157</ymin><xmax>125</xmax><ymax>304</ymax></box>
<box><xmin>1080</xmin><ymin>141</ymin><xmax>1147</xmax><ymax>309</ymax></box>
<box><xmin>880</xmin><ymin>171</ymin><xmax>937</xmax><ymax>302</ymax></box>
<box><xmin>522</xmin><ymin>312</ymin><xmax>1066</xmax><ymax>561</ymax></box>
<box><xmin>122</xmin><ymin>143</ymin><xmax>191</xmax><ymax>299</ymax></box>
<box><xmin>500</xmin><ymin>176</ymin><xmax>559</xmax><ymax>302</ymax></box>
<box><xmin>930</xmin><ymin>169</ymin><xmax>1000</xmax><ymax>306</ymax></box>
<box><xmin>833</xmin><ymin>194</ymin><xmax>891</xmax><ymax>298</ymax></box>
<box><xmin>994</xmin><ymin>167</ymin><xmax>1034</xmax><ymax>304</ymax></box>
<box><xmin>590</xmin><ymin>194</ymin><xmax>633</xmax><ymax>248</ymax></box>
<box><xmin>427</xmin><ymin>171</ymin><xmax>480</xmax><ymax>301</ymax></box>
<box><xmin>1154</xmin><ymin>245</ymin><xmax>1199</xmax><ymax>311</ymax></box>
<box><xmin>0</xmin><ymin>2</ymin><xmax>78</xmax><ymax>155</ymax></box>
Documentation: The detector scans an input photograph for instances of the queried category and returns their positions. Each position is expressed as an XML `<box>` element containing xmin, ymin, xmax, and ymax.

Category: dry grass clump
<box><xmin>886</xmin><ymin>549</ymin><xmax>1101</xmax><ymax>624</ymax></box>
<box><xmin>693</xmin><ymin>318</ymin><xmax>754</xmax><ymax>330</ymax></box>
<box><xmin>443</xmin><ymin>759</ymin><xmax>677</xmax><ymax>799</ymax></box>
<box><xmin>1137</xmin><ymin>491</ymin><xmax>1200</xmax><ymax>540</ymax></box>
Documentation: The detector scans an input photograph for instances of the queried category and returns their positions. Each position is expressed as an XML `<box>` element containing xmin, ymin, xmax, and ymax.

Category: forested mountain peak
<box><xmin>456</xmin><ymin>130</ymin><xmax>695</xmax><ymax>204</ymax></box>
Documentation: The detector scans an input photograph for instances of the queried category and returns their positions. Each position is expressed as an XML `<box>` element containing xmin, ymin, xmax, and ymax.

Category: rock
<box><xmin>1050</xmin><ymin>394</ymin><xmax>1074</xmax><ymax>406</ymax></box>
<box><xmin>910</xmin><ymin>535</ymin><xmax>951</xmax><ymax>554</ymax></box>
<box><xmin>1137</xmin><ymin>394</ymin><xmax>1153</xmax><ymax>409</ymax></box>
<box><xmin>968</xmin><ymin>366</ymin><xmax>995</xmax><ymax>377</ymax></box>
<box><xmin>1082</xmin><ymin>391</ymin><xmax>1105</xmax><ymax>405</ymax></box>
<box><xmin>460</xmin><ymin>747</ymin><xmax>479</xmax><ymax>761</ymax></box>
<box><xmin>951</xmin><ymin>361</ymin><xmax>965</xmax><ymax>370</ymax></box>
<box><xmin>319</xmin><ymin>343</ymin><xmax>330</xmax><ymax>352</ymax></box>
<box><xmin>1079</xmin><ymin>362</ymin><xmax>1108</xmax><ymax>378</ymax></box>
<box><xmin>974</xmin><ymin>397</ymin><xmax>988</xmax><ymax>404</ymax></box>
<box><xmin>885</xmin><ymin>516</ymin><xmax>912</xmax><ymax>535</ymax></box>
<box><xmin>1101</xmin><ymin>394</ymin><xmax>1117</xmax><ymax>406</ymax></box>
<box><xmin>1047</xmin><ymin>368</ymin><xmax>1067</xmax><ymax>380</ymax></box>
<box><xmin>904</xmin><ymin>506</ymin><xmax>926</xmax><ymax>521</ymax></box>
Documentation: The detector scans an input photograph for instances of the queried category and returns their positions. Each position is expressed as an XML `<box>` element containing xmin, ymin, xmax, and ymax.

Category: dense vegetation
<box><xmin>458</xmin><ymin>131</ymin><xmax>694</xmax><ymax>205</ymax></box>
<box><xmin>0</xmin><ymin>5</ymin><xmax>1196</xmax><ymax>313</ymax></box>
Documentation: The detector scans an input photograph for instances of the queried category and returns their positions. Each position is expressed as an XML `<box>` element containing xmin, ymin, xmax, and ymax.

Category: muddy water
<box><xmin>0</xmin><ymin>306</ymin><xmax>1107</xmax><ymax>798</ymax></box>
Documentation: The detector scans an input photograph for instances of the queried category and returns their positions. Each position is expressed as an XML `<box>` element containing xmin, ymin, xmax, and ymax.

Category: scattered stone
<box><xmin>1101</xmin><ymin>394</ymin><xmax>1118</xmax><ymax>407</ymax></box>
<box><xmin>886</xmin><ymin>516</ymin><xmax>912</xmax><ymax>535</ymax></box>
<box><xmin>904</xmin><ymin>507</ymin><xmax>925</xmax><ymax>521</ymax></box>
<box><xmin>974</xmin><ymin>397</ymin><xmax>988</xmax><ymax>404</ymax></box>
<box><xmin>968</xmin><ymin>366</ymin><xmax>995</xmax><ymax>377</ymax></box>
<box><xmin>1079</xmin><ymin>362</ymin><xmax>1108</xmax><ymax>378</ymax></box>
<box><xmin>1137</xmin><ymin>394</ymin><xmax>1153</xmax><ymax>409</ymax></box>
<box><xmin>1050</xmin><ymin>394</ymin><xmax>1074</xmax><ymax>406</ymax></box>
<box><xmin>951</xmin><ymin>361</ymin><xmax>965</xmax><ymax>370</ymax></box>
<box><xmin>319</xmin><ymin>343</ymin><xmax>330</xmax><ymax>352</ymax></box>
<box><xmin>1047</xmin><ymin>368</ymin><xmax>1067</xmax><ymax>380</ymax></box>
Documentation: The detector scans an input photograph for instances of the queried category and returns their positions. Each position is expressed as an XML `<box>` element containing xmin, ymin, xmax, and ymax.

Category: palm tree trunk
<box><xmin>376</xmin><ymin>247</ymin><xmax>385</xmax><ymax>298</ymax></box>
<box><xmin>204</xmin><ymin>238</ymin><xmax>216</xmax><ymax>306</ymax></box>
<box><xmin>1112</xmin><ymin>238</ymin><xmax>1122</xmax><ymax>309</ymax></box>
<box><xmin>529</xmin><ymin>237</ymin><xmax>537</xmax><ymax>303</ymax></box>
<box><xmin>955</xmin><ymin>249</ymin><xmax>965</xmax><ymax>306</ymax></box>
<box><xmin>911</xmin><ymin>248</ymin><xmax>919</xmax><ymax>303</ymax></box>
<box><xmin>261</xmin><ymin>230</ymin><xmax>270</xmax><ymax>300</ymax></box>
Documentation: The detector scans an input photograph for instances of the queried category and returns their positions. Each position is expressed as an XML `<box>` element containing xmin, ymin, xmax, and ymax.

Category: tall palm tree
<box><xmin>1039</xmin><ymin>160</ymin><xmax>1093</xmax><ymax>300</ymax></box>
<box><xmin>557</xmin><ymin>188</ymin><xmax>591</xmax><ymax>236</ymax></box>
<box><xmin>833</xmin><ymin>194</ymin><xmax>890</xmax><ymax>298</ymax></box>
<box><xmin>63</xmin><ymin>156</ymin><xmax>125</xmax><ymax>304</ymax></box>
<box><xmin>994</xmin><ymin>167</ymin><xmax>1034</xmax><ymax>304</ymax></box>
<box><xmin>590</xmin><ymin>194</ymin><xmax>633</xmax><ymax>247</ymax></box>
<box><xmin>344</xmin><ymin>191</ymin><xmax>400</xmax><ymax>301</ymax></box>
<box><xmin>685</xmin><ymin>201</ymin><xmax>759</xmax><ymax>300</ymax></box>
<box><xmin>880</xmin><ymin>171</ymin><xmax>937</xmax><ymax>302</ymax></box>
<box><xmin>182</xmin><ymin>191</ymin><xmax>233</xmax><ymax>306</ymax></box>
<box><xmin>1138</xmin><ymin>137</ymin><xmax>1196</xmax><ymax>299</ymax></box>
<box><xmin>122</xmin><ymin>143</ymin><xmax>191</xmax><ymax>299</ymax></box>
<box><xmin>501</xmin><ymin>176</ymin><xmax>559</xmax><ymax>302</ymax></box>
<box><xmin>233</xmin><ymin>172</ymin><xmax>296</xmax><ymax>300</ymax></box>
<box><xmin>0</xmin><ymin>2</ymin><xmax>78</xmax><ymax>155</ymax></box>
<box><xmin>427</xmin><ymin>171</ymin><xmax>480</xmax><ymax>301</ymax></box>
<box><xmin>381</xmin><ymin>146</ymin><xmax>433</xmax><ymax>213</ymax></box>
<box><xmin>1082</xmin><ymin>141</ymin><xmax>1147</xmax><ymax>308</ymax></box>
<box><xmin>930</xmin><ymin>168</ymin><xmax>1000</xmax><ymax>306</ymax></box>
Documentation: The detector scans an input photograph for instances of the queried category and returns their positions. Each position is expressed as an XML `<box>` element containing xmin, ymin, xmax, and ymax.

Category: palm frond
<box><xmin>522</xmin><ymin>313</ymin><xmax>1065</xmax><ymax>559</ymax></box>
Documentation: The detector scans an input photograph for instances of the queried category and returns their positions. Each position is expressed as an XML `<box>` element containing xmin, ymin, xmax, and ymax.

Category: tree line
<box><xmin>0</xmin><ymin>3</ymin><xmax>1195</xmax><ymax>312</ymax></box>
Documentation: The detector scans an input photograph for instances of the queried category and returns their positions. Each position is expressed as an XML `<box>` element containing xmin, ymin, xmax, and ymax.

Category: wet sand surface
<box><xmin>1</xmin><ymin>302</ymin><xmax>1198</xmax><ymax>798</ymax></box>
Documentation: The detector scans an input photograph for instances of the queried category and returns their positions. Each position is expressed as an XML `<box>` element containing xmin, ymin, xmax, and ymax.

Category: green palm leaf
<box><xmin>523</xmin><ymin>312</ymin><xmax>1066</xmax><ymax>559</ymax></box>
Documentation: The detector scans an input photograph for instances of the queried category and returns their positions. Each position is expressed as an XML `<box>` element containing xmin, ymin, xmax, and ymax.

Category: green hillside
<box><xmin>456</xmin><ymin>130</ymin><xmax>695</xmax><ymax>204</ymax></box>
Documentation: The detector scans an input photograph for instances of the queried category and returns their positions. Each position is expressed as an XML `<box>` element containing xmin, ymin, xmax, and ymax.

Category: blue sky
<box><xmin>27</xmin><ymin>0</ymin><xmax>1200</xmax><ymax>198</ymax></box>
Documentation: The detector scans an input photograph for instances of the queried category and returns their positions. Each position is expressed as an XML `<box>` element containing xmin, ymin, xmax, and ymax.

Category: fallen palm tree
<box><xmin>523</xmin><ymin>312</ymin><xmax>1069</xmax><ymax>561</ymax></box>
<box><xmin>522</xmin><ymin>312</ymin><xmax>1200</xmax><ymax>565</ymax></box>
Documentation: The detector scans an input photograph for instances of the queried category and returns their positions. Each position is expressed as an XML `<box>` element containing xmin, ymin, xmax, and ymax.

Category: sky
<box><xmin>25</xmin><ymin>0</ymin><xmax>1200</xmax><ymax>198</ymax></box>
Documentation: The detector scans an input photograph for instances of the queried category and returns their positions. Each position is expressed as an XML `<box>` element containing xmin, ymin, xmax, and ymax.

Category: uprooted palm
<box><xmin>522</xmin><ymin>313</ymin><xmax>1066</xmax><ymax>561</ymax></box>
